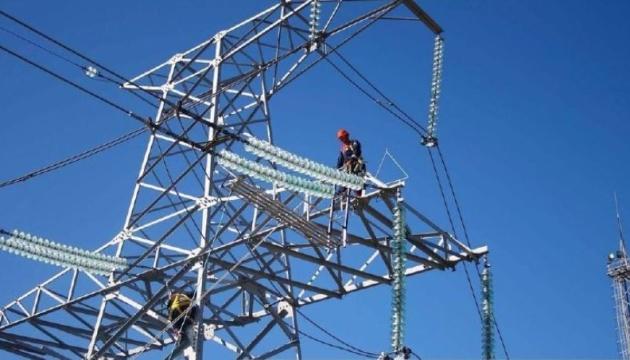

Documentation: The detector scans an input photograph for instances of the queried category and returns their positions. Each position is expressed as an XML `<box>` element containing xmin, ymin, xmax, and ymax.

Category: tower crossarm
<box><xmin>0</xmin><ymin>181</ymin><xmax>486</xmax><ymax>359</ymax></box>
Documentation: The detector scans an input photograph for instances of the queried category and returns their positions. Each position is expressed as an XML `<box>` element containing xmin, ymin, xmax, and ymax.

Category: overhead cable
<box><xmin>427</xmin><ymin>146</ymin><xmax>484</xmax><ymax>323</ymax></box>
<box><xmin>0</xmin><ymin>127</ymin><xmax>146</xmax><ymax>188</ymax></box>
<box><xmin>0</xmin><ymin>44</ymin><xmax>148</xmax><ymax>123</ymax></box>
<box><xmin>434</xmin><ymin>145</ymin><xmax>511</xmax><ymax>360</ymax></box>
<box><xmin>331</xmin><ymin>50</ymin><xmax>427</xmax><ymax>134</ymax></box>
<box><xmin>295</xmin><ymin>308</ymin><xmax>380</xmax><ymax>358</ymax></box>
<box><xmin>0</xmin><ymin>24</ymin><xmax>84</xmax><ymax>69</ymax></box>
<box><xmin>0</xmin><ymin>43</ymin><xmax>230</xmax><ymax>157</ymax></box>
<box><xmin>322</xmin><ymin>53</ymin><xmax>425</xmax><ymax>137</ymax></box>
<box><xmin>295</xmin><ymin>327</ymin><xmax>377</xmax><ymax>359</ymax></box>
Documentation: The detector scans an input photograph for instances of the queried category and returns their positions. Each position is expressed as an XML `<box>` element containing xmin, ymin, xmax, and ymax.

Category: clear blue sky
<box><xmin>1</xmin><ymin>0</ymin><xmax>629</xmax><ymax>359</ymax></box>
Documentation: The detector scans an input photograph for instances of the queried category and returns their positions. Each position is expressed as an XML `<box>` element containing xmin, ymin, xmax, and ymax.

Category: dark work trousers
<box><xmin>166</xmin><ymin>321</ymin><xmax>196</xmax><ymax>360</ymax></box>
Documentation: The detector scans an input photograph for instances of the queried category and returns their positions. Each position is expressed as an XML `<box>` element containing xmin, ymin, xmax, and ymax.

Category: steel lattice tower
<box><xmin>0</xmin><ymin>1</ymin><xmax>487</xmax><ymax>359</ymax></box>
<box><xmin>609</xmin><ymin>253</ymin><xmax>630</xmax><ymax>360</ymax></box>
<box><xmin>609</xmin><ymin>194</ymin><xmax>630</xmax><ymax>360</ymax></box>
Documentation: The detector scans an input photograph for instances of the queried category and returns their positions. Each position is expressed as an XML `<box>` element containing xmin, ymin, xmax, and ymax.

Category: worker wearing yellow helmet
<box><xmin>166</xmin><ymin>291</ymin><xmax>197</xmax><ymax>360</ymax></box>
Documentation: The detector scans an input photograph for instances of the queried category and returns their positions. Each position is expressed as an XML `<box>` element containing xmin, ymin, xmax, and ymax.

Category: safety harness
<box><xmin>341</xmin><ymin>141</ymin><xmax>365</xmax><ymax>175</ymax></box>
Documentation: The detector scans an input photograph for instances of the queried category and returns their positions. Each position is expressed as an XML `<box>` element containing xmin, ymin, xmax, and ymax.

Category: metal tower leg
<box><xmin>190</xmin><ymin>30</ymin><xmax>224</xmax><ymax>360</ymax></box>
<box><xmin>85</xmin><ymin>57</ymin><xmax>182</xmax><ymax>358</ymax></box>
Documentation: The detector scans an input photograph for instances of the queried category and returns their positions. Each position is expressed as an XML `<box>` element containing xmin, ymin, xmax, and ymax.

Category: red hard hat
<box><xmin>336</xmin><ymin>128</ymin><xmax>349</xmax><ymax>139</ymax></box>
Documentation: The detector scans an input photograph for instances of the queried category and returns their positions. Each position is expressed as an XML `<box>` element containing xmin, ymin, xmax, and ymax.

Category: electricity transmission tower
<box><xmin>0</xmin><ymin>1</ymin><xmax>487</xmax><ymax>359</ymax></box>
<box><xmin>609</xmin><ymin>194</ymin><xmax>630</xmax><ymax>360</ymax></box>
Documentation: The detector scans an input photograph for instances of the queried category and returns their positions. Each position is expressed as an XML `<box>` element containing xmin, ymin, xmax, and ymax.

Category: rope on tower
<box><xmin>217</xmin><ymin>150</ymin><xmax>335</xmax><ymax>198</ymax></box>
<box><xmin>0</xmin><ymin>229</ymin><xmax>127</xmax><ymax>276</ymax></box>
<box><xmin>243</xmin><ymin>134</ymin><xmax>364</xmax><ymax>190</ymax></box>
<box><xmin>422</xmin><ymin>35</ymin><xmax>444</xmax><ymax>148</ymax></box>
<box><xmin>391</xmin><ymin>192</ymin><xmax>407</xmax><ymax>353</ymax></box>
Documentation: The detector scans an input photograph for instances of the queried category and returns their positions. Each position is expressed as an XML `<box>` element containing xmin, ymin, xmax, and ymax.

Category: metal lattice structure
<box><xmin>609</xmin><ymin>253</ymin><xmax>630</xmax><ymax>360</ymax></box>
<box><xmin>609</xmin><ymin>194</ymin><xmax>630</xmax><ymax>360</ymax></box>
<box><xmin>0</xmin><ymin>1</ymin><xmax>487</xmax><ymax>359</ymax></box>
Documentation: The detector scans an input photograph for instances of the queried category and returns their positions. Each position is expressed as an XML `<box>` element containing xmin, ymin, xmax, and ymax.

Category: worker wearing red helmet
<box><xmin>336</xmin><ymin>128</ymin><xmax>366</xmax><ymax>185</ymax></box>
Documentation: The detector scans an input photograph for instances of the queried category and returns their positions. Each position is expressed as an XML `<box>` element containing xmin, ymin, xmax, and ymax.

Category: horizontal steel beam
<box><xmin>402</xmin><ymin>0</ymin><xmax>443</xmax><ymax>34</ymax></box>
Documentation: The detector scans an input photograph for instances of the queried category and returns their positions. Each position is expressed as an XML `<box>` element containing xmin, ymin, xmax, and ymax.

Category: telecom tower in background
<box><xmin>608</xmin><ymin>194</ymin><xmax>630</xmax><ymax>360</ymax></box>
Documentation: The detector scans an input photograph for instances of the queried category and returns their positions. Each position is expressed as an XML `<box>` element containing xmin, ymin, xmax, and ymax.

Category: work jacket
<box><xmin>336</xmin><ymin>140</ymin><xmax>362</xmax><ymax>169</ymax></box>
<box><xmin>336</xmin><ymin>140</ymin><xmax>365</xmax><ymax>174</ymax></box>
